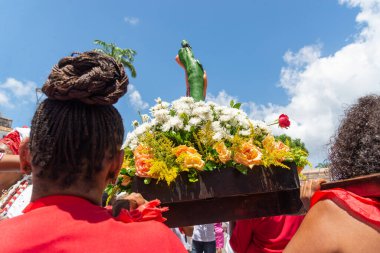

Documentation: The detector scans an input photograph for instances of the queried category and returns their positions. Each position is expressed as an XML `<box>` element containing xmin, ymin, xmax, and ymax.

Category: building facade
<box><xmin>0</xmin><ymin>115</ymin><xmax>12</xmax><ymax>138</ymax></box>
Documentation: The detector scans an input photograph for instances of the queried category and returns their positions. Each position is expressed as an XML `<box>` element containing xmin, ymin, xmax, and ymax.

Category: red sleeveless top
<box><xmin>311</xmin><ymin>188</ymin><xmax>380</xmax><ymax>227</ymax></box>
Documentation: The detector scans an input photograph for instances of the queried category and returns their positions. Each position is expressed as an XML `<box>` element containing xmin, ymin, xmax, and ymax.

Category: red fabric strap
<box><xmin>311</xmin><ymin>188</ymin><xmax>380</xmax><ymax>228</ymax></box>
<box><xmin>115</xmin><ymin>199</ymin><xmax>169</xmax><ymax>223</ymax></box>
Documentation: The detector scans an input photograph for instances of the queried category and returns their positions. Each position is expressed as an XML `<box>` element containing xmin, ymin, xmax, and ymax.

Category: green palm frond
<box><xmin>94</xmin><ymin>39</ymin><xmax>137</xmax><ymax>78</ymax></box>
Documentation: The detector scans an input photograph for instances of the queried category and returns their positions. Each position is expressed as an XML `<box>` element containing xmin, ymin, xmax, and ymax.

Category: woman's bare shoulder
<box><xmin>285</xmin><ymin>199</ymin><xmax>380</xmax><ymax>253</ymax></box>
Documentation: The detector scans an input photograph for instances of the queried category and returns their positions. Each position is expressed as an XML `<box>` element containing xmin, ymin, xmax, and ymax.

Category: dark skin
<box><xmin>0</xmin><ymin>143</ymin><xmax>22</xmax><ymax>192</ymax></box>
<box><xmin>21</xmin><ymin>144</ymin><xmax>124</xmax><ymax>206</ymax></box>
<box><xmin>284</xmin><ymin>180</ymin><xmax>380</xmax><ymax>253</ymax></box>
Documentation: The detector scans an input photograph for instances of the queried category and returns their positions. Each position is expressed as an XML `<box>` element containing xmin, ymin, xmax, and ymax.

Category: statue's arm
<box><xmin>175</xmin><ymin>55</ymin><xmax>185</xmax><ymax>69</ymax></box>
<box><xmin>203</xmin><ymin>71</ymin><xmax>208</xmax><ymax>99</ymax></box>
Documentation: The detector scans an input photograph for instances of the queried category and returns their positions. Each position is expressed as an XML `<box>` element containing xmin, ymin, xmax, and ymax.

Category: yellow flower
<box><xmin>182</xmin><ymin>153</ymin><xmax>205</xmax><ymax>170</ymax></box>
<box><xmin>173</xmin><ymin>145</ymin><xmax>205</xmax><ymax>171</ymax></box>
<box><xmin>262</xmin><ymin>135</ymin><xmax>290</xmax><ymax>161</ymax></box>
<box><xmin>213</xmin><ymin>142</ymin><xmax>231</xmax><ymax>164</ymax></box>
<box><xmin>234</xmin><ymin>141</ymin><xmax>262</xmax><ymax>168</ymax></box>
<box><xmin>262</xmin><ymin>135</ymin><xmax>276</xmax><ymax>152</ymax></box>
<box><xmin>147</xmin><ymin>160</ymin><xmax>179</xmax><ymax>185</ymax></box>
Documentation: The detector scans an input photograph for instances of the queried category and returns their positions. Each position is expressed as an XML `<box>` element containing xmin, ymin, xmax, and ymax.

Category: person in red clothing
<box><xmin>230</xmin><ymin>215</ymin><xmax>304</xmax><ymax>253</ymax></box>
<box><xmin>0</xmin><ymin>51</ymin><xmax>186</xmax><ymax>253</ymax></box>
<box><xmin>284</xmin><ymin>95</ymin><xmax>380</xmax><ymax>253</ymax></box>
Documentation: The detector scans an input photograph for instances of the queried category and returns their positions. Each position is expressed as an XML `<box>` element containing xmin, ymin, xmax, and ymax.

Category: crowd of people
<box><xmin>0</xmin><ymin>51</ymin><xmax>378</xmax><ymax>252</ymax></box>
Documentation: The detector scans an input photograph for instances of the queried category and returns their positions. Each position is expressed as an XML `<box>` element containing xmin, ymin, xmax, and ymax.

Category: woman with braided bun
<box><xmin>0</xmin><ymin>51</ymin><xmax>186</xmax><ymax>253</ymax></box>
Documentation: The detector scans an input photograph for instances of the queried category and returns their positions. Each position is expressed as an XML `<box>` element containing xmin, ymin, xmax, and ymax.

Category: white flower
<box><xmin>239</xmin><ymin>129</ymin><xmax>251</xmax><ymax>136</ymax></box>
<box><xmin>178</xmin><ymin>96</ymin><xmax>195</xmax><ymax>104</ymax></box>
<box><xmin>250</xmin><ymin>120</ymin><xmax>271</xmax><ymax>134</ymax></box>
<box><xmin>212</xmin><ymin>132</ymin><xmax>224</xmax><ymax>141</ymax></box>
<box><xmin>132</xmin><ymin>120</ymin><xmax>139</xmax><ymax>128</ymax></box>
<box><xmin>123</xmin><ymin>132</ymin><xmax>138</xmax><ymax>150</ymax></box>
<box><xmin>172</xmin><ymin>100</ymin><xmax>191</xmax><ymax>115</ymax></box>
<box><xmin>189</xmin><ymin>117</ymin><xmax>202</xmax><ymax>127</ymax></box>
<box><xmin>192</xmin><ymin>106</ymin><xmax>211</xmax><ymax>121</ymax></box>
<box><xmin>155</xmin><ymin>97</ymin><xmax>162</xmax><ymax>103</ymax></box>
<box><xmin>211</xmin><ymin>121</ymin><xmax>223</xmax><ymax>132</ymax></box>
<box><xmin>152</xmin><ymin>109</ymin><xmax>170</xmax><ymax>124</ymax></box>
<box><xmin>161</xmin><ymin>116</ymin><xmax>184</xmax><ymax>132</ymax></box>
<box><xmin>150</xmin><ymin>101</ymin><xmax>170</xmax><ymax>112</ymax></box>
<box><xmin>169</xmin><ymin>116</ymin><xmax>184</xmax><ymax>130</ymax></box>
<box><xmin>141</xmin><ymin>114</ymin><xmax>150</xmax><ymax>123</ymax></box>
<box><xmin>134</xmin><ymin>122</ymin><xmax>151</xmax><ymax>137</ymax></box>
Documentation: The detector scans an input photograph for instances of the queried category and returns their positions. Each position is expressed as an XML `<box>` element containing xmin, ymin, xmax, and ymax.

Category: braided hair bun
<box><xmin>42</xmin><ymin>51</ymin><xmax>128</xmax><ymax>105</ymax></box>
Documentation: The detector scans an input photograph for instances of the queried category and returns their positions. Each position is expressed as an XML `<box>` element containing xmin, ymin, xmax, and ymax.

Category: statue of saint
<box><xmin>176</xmin><ymin>40</ymin><xmax>207</xmax><ymax>101</ymax></box>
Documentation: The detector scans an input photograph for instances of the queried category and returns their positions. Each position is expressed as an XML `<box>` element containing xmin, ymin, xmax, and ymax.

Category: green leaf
<box><xmin>230</xmin><ymin>100</ymin><xmax>235</xmax><ymax>107</ymax></box>
<box><xmin>144</xmin><ymin>178</ymin><xmax>152</xmax><ymax>184</ymax></box>
<box><xmin>235</xmin><ymin>164</ymin><xmax>248</xmax><ymax>175</ymax></box>
<box><xmin>233</xmin><ymin>103</ymin><xmax>242</xmax><ymax>109</ymax></box>
<box><xmin>204</xmin><ymin>160</ymin><xmax>218</xmax><ymax>171</ymax></box>
<box><xmin>188</xmin><ymin>169</ymin><xmax>199</xmax><ymax>182</ymax></box>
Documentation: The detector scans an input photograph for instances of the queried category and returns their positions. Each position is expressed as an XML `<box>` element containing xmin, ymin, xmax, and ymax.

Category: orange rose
<box><xmin>275</xmin><ymin>141</ymin><xmax>290</xmax><ymax>152</ymax></box>
<box><xmin>120</xmin><ymin>175</ymin><xmax>131</xmax><ymax>186</ymax></box>
<box><xmin>182</xmin><ymin>153</ymin><xmax>205</xmax><ymax>171</ymax></box>
<box><xmin>173</xmin><ymin>145</ymin><xmax>197</xmax><ymax>157</ymax></box>
<box><xmin>173</xmin><ymin>145</ymin><xmax>205</xmax><ymax>171</ymax></box>
<box><xmin>234</xmin><ymin>141</ymin><xmax>262</xmax><ymax>168</ymax></box>
<box><xmin>262</xmin><ymin>135</ymin><xmax>290</xmax><ymax>161</ymax></box>
<box><xmin>213</xmin><ymin>142</ymin><xmax>231</xmax><ymax>164</ymax></box>
<box><xmin>134</xmin><ymin>145</ymin><xmax>154</xmax><ymax>177</ymax></box>
<box><xmin>262</xmin><ymin>135</ymin><xmax>276</xmax><ymax>152</ymax></box>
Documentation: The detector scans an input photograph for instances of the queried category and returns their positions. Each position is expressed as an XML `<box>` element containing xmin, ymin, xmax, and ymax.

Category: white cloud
<box><xmin>0</xmin><ymin>92</ymin><xmax>12</xmax><ymax>108</ymax></box>
<box><xmin>207</xmin><ymin>90</ymin><xmax>238</xmax><ymax>106</ymax></box>
<box><xmin>0</xmin><ymin>78</ymin><xmax>37</xmax><ymax>108</ymax></box>
<box><xmin>212</xmin><ymin>0</ymin><xmax>380</xmax><ymax>166</ymax></box>
<box><xmin>128</xmin><ymin>84</ymin><xmax>149</xmax><ymax>111</ymax></box>
<box><xmin>124</xmin><ymin>16</ymin><xmax>139</xmax><ymax>25</ymax></box>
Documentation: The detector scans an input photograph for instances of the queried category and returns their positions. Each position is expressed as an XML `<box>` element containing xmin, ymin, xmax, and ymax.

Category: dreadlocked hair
<box><xmin>30</xmin><ymin>51</ymin><xmax>128</xmax><ymax>188</ymax></box>
<box><xmin>328</xmin><ymin>95</ymin><xmax>380</xmax><ymax>181</ymax></box>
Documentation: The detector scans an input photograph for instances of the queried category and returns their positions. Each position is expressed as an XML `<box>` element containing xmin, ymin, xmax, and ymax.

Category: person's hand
<box><xmin>216</xmin><ymin>248</ymin><xmax>222</xmax><ymax>253</ymax></box>
<box><xmin>300</xmin><ymin>179</ymin><xmax>326</xmax><ymax>211</ymax></box>
<box><xmin>112</xmin><ymin>192</ymin><xmax>148</xmax><ymax>217</ymax></box>
<box><xmin>123</xmin><ymin>192</ymin><xmax>148</xmax><ymax>210</ymax></box>
<box><xmin>19</xmin><ymin>138</ymin><xmax>31</xmax><ymax>174</ymax></box>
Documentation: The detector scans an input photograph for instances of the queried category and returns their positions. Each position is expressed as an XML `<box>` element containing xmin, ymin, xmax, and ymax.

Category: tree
<box><xmin>316</xmin><ymin>161</ymin><xmax>329</xmax><ymax>168</ymax></box>
<box><xmin>94</xmin><ymin>40</ymin><xmax>137</xmax><ymax>78</ymax></box>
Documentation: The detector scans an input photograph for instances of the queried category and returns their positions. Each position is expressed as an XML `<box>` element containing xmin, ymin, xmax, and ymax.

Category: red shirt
<box><xmin>0</xmin><ymin>195</ymin><xmax>187</xmax><ymax>253</ymax></box>
<box><xmin>230</xmin><ymin>215</ymin><xmax>304</xmax><ymax>253</ymax></box>
<box><xmin>311</xmin><ymin>188</ymin><xmax>380</xmax><ymax>228</ymax></box>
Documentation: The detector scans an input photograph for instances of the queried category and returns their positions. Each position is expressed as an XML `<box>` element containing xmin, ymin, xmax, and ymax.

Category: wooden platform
<box><xmin>321</xmin><ymin>172</ymin><xmax>380</xmax><ymax>198</ymax></box>
<box><xmin>132</xmin><ymin>162</ymin><xmax>303</xmax><ymax>227</ymax></box>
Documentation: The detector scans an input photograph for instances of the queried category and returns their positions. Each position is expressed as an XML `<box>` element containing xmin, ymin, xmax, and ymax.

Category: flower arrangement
<box><xmin>109</xmin><ymin>97</ymin><xmax>310</xmax><ymax>196</ymax></box>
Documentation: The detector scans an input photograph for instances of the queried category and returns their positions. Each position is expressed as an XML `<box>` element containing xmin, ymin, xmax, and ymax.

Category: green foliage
<box><xmin>204</xmin><ymin>160</ymin><xmax>218</xmax><ymax>171</ymax></box>
<box><xmin>316</xmin><ymin>161</ymin><xmax>329</xmax><ymax>168</ymax></box>
<box><xmin>275</xmin><ymin>134</ymin><xmax>311</xmax><ymax>168</ymax></box>
<box><xmin>230</xmin><ymin>100</ymin><xmax>242</xmax><ymax>109</ymax></box>
<box><xmin>235</xmin><ymin>164</ymin><xmax>248</xmax><ymax>174</ymax></box>
<box><xmin>188</xmin><ymin>169</ymin><xmax>199</xmax><ymax>182</ymax></box>
<box><xmin>94</xmin><ymin>40</ymin><xmax>137</xmax><ymax>78</ymax></box>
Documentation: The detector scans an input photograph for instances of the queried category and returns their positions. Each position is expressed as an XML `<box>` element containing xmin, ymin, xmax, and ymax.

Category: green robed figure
<box><xmin>176</xmin><ymin>40</ymin><xmax>208</xmax><ymax>101</ymax></box>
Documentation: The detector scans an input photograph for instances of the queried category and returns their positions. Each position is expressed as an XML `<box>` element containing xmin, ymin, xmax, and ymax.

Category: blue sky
<box><xmin>1</xmin><ymin>0</ymin><xmax>380</xmax><ymax>164</ymax></box>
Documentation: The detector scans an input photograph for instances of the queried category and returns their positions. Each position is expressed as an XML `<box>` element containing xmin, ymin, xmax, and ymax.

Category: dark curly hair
<box><xmin>30</xmin><ymin>51</ymin><xmax>129</xmax><ymax>188</ymax></box>
<box><xmin>328</xmin><ymin>95</ymin><xmax>380</xmax><ymax>180</ymax></box>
